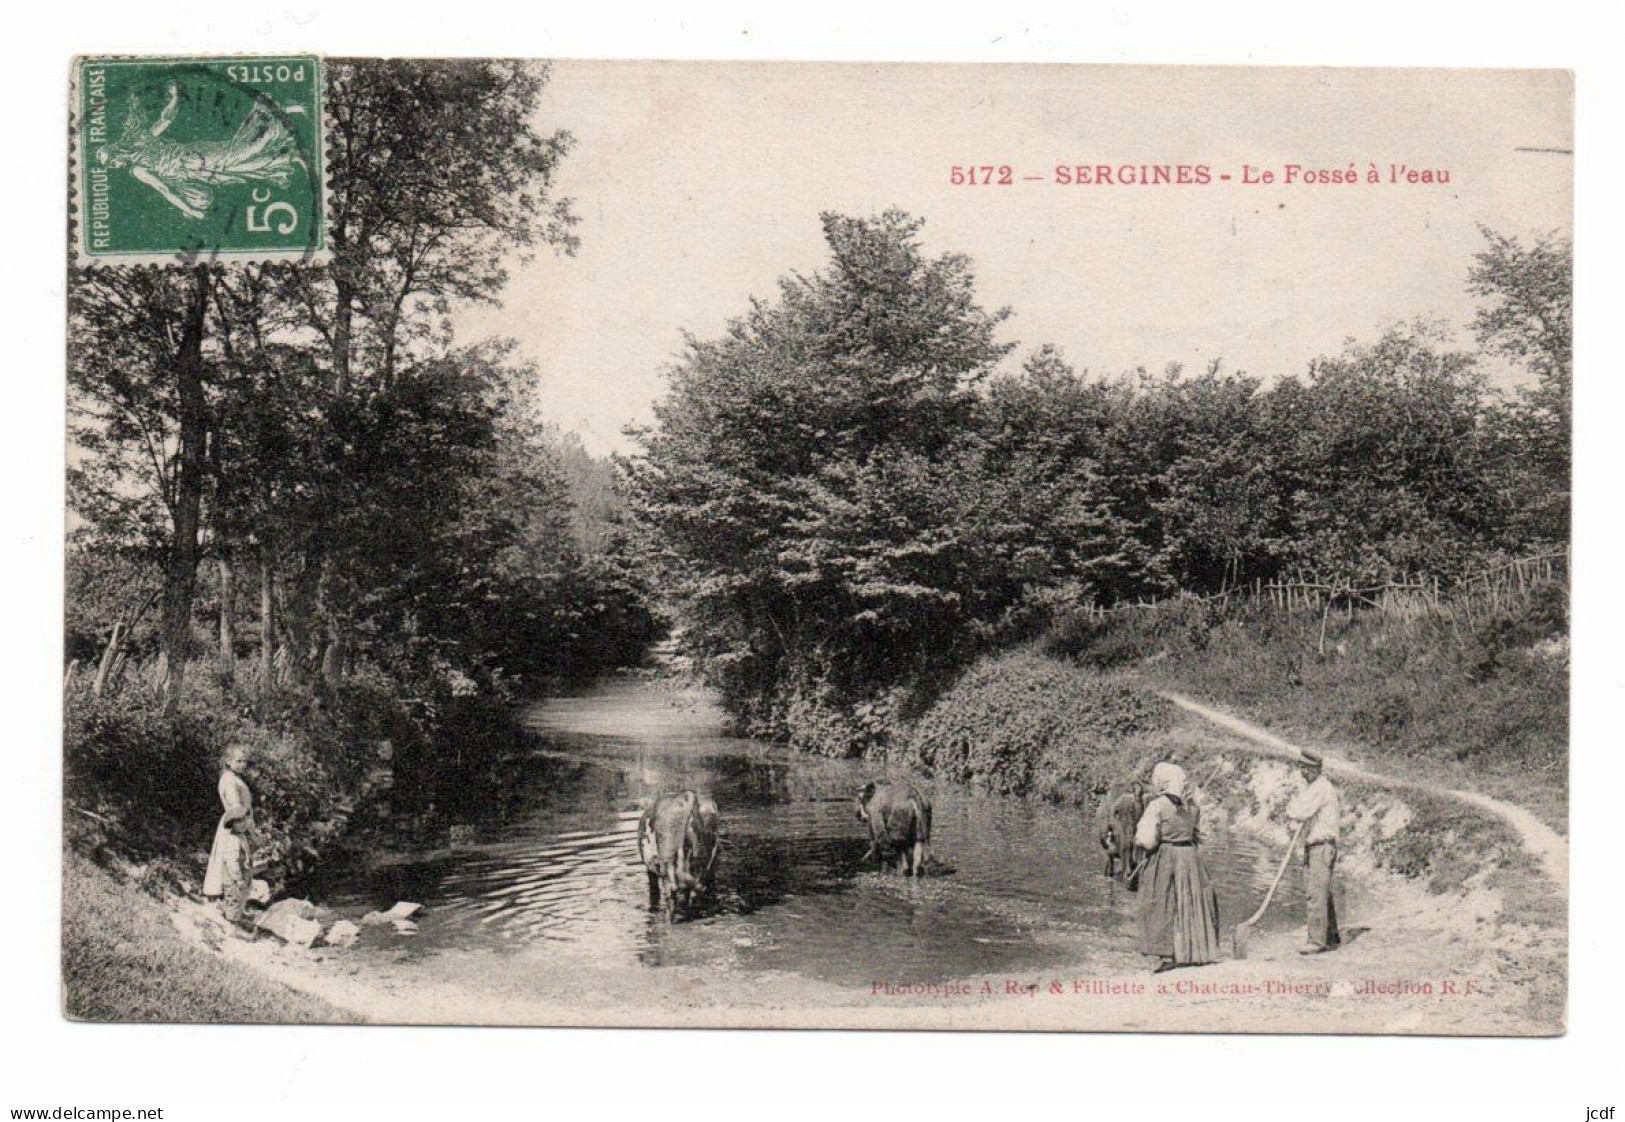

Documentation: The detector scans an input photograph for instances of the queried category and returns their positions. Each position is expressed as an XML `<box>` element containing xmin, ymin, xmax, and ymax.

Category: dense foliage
<box><xmin>629</xmin><ymin>210</ymin><xmax>1015</xmax><ymax>748</ymax></box>
<box><xmin>65</xmin><ymin>669</ymin><xmax>395</xmax><ymax>885</ymax></box>
<box><xmin>900</xmin><ymin>652</ymin><xmax>1172</xmax><ymax>803</ymax></box>
<box><xmin>66</xmin><ymin>61</ymin><xmax>658</xmax><ymax>879</ymax></box>
<box><xmin>631</xmin><ymin>211</ymin><xmax>1569</xmax><ymax>756</ymax></box>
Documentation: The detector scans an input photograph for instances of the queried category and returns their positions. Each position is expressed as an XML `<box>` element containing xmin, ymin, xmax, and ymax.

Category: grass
<box><xmin>892</xmin><ymin>651</ymin><xmax>1546</xmax><ymax>891</ymax></box>
<box><xmin>1137</xmin><ymin>659</ymin><xmax>1569</xmax><ymax>836</ymax></box>
<box><xmin>1367</xmin><ymin>788</ymin><xmax>1527</xmax><ymax>892</ymax></box>
<box><xmin>1046</xmin><ymin>583</ymin><xmax>1569</xmax><ymax>834</ymax></box>
<box><xmin>61</xmin><ymin>848</ymin><xmax>356</xmax><ymax>1024</ymax></box>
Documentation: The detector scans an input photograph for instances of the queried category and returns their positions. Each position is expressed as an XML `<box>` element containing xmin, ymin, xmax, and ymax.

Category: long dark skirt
<box><xmin>1138</xmin><ymin>845</ymin><xmax>1222</xmax><ymax>964</ymax></box>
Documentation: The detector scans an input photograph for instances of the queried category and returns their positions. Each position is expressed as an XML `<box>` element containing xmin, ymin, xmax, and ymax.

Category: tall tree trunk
<box><xmin>92</xmin><ymin>622</ymin><xmax>124</xmax><ymax>699</ymax></box>
<box><xmin>159</xmin><ymin>267</ymin><xmax>210</xmax><ymax>714</ymax></box>
<box><xmin>259</xmin><ymin>545</ymin><xmax>276</xmax><ymax>685</ymax></box>
<box><xmin>332</xmin><ymin>275</ymin><xmax>354</xmax><ymax>393</ymax></box>
<box><xmin>316</xmin><ymin>565</ymin><xmax>347</xmax><ymax>691</ymax></box>
<box><xmin>322</xmin><ymin>622</ymin><xmax>345</xmax><ymax>689</ymax></box>
<box><xmin>217</xmin><ymin>552</ymin><xmax>237</xmax><ymax>682</ymax></box>
<box><xmin>322</xmin><ymin>265</ymin><xmax>356</xmax><ymax>685</ymax></box>
<box><xmin>282</xmin><ymin>554</ymin><xmax>323</xmax><ymax>686</ymax></box>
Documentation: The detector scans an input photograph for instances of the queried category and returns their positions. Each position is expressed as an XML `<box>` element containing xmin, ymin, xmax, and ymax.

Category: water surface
<box><xmin>323</xmin><ymin>677</ymin><xmax>1302</xmax><ymax>988</ymax></box>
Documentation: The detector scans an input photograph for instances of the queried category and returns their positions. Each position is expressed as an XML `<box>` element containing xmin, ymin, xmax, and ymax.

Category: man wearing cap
<box><xmin>1284</xmin><ymin>747</ymin><xmax>1341</xmax><ymax>954</ymax></box>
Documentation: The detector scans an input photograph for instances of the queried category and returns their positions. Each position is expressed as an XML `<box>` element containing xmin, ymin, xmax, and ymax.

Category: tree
<box><xmin>1142</xmin><ymin>366</ymin><xmax>1283</xmax><ymax>592</ymax></box>
<box><xmin>291</xmin><ymin>59</ymin><xmax>577</xmax><ymax>394</ymax></box>
<box><xmin>1266</xmin><ymin>322</ymin><xmax>1500</xmax><ymax>585</ymax></box>
<box><xmin>274</xmin><ymin>60</ymin><xmax>578</xmax><ymax>687</ymax></box>
<box><xmin>544</xmin><ymin>426</ymin><xmax>626</xmax><ymax>560</ymax></box>
<box><xmin>1469</xmin><ymin>227</ymin><xmax>1572</xmax><ymax>544</ymax></box>
<box><xmin>979</xmin><ymin>347</ymin><xmax>1154</xmax><ymax>603</ymax></box>
<box><xmin>630</xmin><ymin>210</ymin><xmax>1013</xmax><ymax>743</ymax></box>
<box><xmin>68</xmin><ymin>266</ymin><xmax>213</xmax><ymax>710</ymax></box>
<box><xmin>69</xmin><ymin>60</ymin><xmax>586</xmax><ymax>706</ymax></box>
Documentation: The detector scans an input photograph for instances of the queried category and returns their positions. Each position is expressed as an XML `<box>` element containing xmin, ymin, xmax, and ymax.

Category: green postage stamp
<box><xmin>73</xmin><ymin>56</ymin><xmax>328</xmax><ymax>266</ymax></box>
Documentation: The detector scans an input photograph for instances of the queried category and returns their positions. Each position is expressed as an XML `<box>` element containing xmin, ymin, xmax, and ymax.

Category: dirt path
<box><xmin>1158</xmin><ymin>690</ymin><xmax>1569</xmax><ymax>887</ymax></box>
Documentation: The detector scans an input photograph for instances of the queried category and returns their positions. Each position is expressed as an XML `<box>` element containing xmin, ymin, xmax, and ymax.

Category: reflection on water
<box><xmin>322</xmin><ymin>677</ymin><xmax>1303</xmax><ymax>986</ymax></box>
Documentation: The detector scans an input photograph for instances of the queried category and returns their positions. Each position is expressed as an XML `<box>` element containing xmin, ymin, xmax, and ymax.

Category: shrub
<box><xmin>1347</xmin><ymin>683</ymin><xmax>1415</xmax><ymax>748</ymax></box>
<box><xmin>1370</xmin><ymin>793</ymin><xmax>1520</xmax><ymax>893</ymax></box>
<box><xmin>902</xmin><ymin>651</ymin><xmax>1173</xmax><ymax>799</ymax></box>
<box><xmin>64</xmin><ymin>665</ymin><xmax>395</xmax><ymax>890</ymax></box>
<box><xmin>1044</xmin><ymin>596</ymin><xmax>1226</xmax><ymax>670</ymax></box>
<box><xmin>64</xmin><ymin>685</ymin><xmax>237</xmax><ymax>861</ymax></box>
<box><xmin>1463</xmin><ymin>577</ymin><xmax>1568</xmax><ymax>682</ymax></box>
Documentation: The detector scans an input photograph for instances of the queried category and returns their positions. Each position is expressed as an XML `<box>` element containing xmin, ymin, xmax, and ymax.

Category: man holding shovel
<box><xmin>1284</xmin><ymin>747</ymin><xmax>1341</xmax><ymax>954</ymax></box>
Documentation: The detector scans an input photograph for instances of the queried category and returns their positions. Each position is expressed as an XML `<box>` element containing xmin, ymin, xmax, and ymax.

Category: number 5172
<box><xmin>950</xmin><ymin>165</ymin><xmax>1013</xmax><ymax>186</ymax></box>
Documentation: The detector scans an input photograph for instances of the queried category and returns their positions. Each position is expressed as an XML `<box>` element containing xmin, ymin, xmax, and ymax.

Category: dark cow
<box><xmin>638</xmin><ymin>790</ymin><xmax>720</xmax><ymax>918</ymax></box>
<box><xmin>856</xmin><ymin>781</ymin><xmax>932</xmax><ymax>877</ymax></box>
<box><xmin>1098</xmin><ymin>781</ymin><xmax>1146</xmax><ymax>885</ymax></box>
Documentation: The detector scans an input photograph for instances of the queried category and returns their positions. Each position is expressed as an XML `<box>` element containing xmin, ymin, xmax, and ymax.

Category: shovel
<box><xmin>1232</xmin><ymin>821</ymin><xmax>1306</xmax><ymax>959</ymax></box>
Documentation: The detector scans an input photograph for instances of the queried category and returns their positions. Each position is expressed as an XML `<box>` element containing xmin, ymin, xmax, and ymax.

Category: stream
<box><xmin>318</xmin><ymin>676</ymin><xmax>1304</xmax><ymax>990</ymax></box>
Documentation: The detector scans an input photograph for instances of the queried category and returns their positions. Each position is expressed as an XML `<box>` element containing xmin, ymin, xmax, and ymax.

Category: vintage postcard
<box><xmin>63</xmin><ymin>58</ymin><xmax>1571</xmax><ymax>1034</ymax></box>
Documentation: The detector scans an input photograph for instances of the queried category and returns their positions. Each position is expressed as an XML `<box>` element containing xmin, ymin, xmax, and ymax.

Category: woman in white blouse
<box><xmin>1134</xmin><ymin>761</ymin><xmax>1222</xmax><ymax>972</ymax></box>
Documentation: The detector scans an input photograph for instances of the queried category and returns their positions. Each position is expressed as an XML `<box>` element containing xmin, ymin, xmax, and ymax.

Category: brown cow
<box><xmin>856</xmin><ymin>781</ymin><xmax>932</xmax><ymax>877</ymax></box>
<box><xmin>1098</xmin><ymin>781</ymin><xmax>1146</xmax><ymax>886</ymax></box>
<box><xmin>638</xmin><ymin>790</ymin><xmax>720</xmax><ymax>918</ymax></box>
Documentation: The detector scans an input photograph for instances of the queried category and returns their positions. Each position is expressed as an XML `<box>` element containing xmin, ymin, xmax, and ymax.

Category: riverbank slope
<box><xmin>1049</xmin><ymin>582</ymin><xmax>1568</xmax><ymax>836</ymax></box>
<box><xmin>62</xmin><ymin>848</ymin><xmax>356</xmax><ymax>1023</ymax></box>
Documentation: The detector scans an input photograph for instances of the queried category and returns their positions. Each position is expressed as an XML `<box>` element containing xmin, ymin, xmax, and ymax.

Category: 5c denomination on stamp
<box><xmin>73</xmin><ymin>55</ymin><xmax>328</xmax><ymax>266</ymax></box>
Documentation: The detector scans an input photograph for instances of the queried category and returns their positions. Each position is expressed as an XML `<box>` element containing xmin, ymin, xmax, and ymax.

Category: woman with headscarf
<box><xmin>1134</xmin><ymin>761</ymin><xmax>1222</xmax><ymax>972</ymax></box>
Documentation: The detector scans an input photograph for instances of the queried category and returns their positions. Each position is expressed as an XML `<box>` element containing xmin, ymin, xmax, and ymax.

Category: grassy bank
<box><xmin>61</xmin><ymin>657</ymin><xmax>526</xmax><ymax>1022</ymax></box>
<box><xmin>892</xmin><ymin>651</ymin><xmax>1174</xmax><ymax>803</ymax></box>
<box><xmin>64</xmin><ymin>666</ymin><xmax>406</xmax><ymax>894</ymax></box>
<box><xmin>1043</xmin><ymin>580</ymin><xmax>1568</xmax><ymax>831</ymax></box>
<box><xmin>62</xmin><ymin>849</ymin><xmax>354</xmax><ymax>1023</ymax></box>
<box><xmin>881</xmin><ymin>646</ymin><xmax>1559</xmax><ymax>906</ymax></box>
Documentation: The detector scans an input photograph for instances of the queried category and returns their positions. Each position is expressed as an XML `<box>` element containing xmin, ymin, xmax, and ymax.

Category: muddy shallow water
<box><xmin>319</xmin><ymin>677</ymin><xmax>1304</xmax><ymax>989</ymax></box>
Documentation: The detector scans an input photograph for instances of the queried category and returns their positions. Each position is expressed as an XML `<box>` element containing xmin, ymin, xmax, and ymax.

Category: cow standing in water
<box><xmin>1099</xmin><ymin>781</ymin><xmax>1147</xmax><ymax>885</ymax></box>
<box><xmin>638</xmin><ymin>790</ymin><xmax>720</xmax><ymax>919</ymax></box>
<box><xmin>856</xmin><ymin>781</ymin><xmax>932</xmax><ymax>877</ymax></box>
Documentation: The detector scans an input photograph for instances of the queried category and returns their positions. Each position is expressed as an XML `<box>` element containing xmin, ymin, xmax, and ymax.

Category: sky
<box><xmin>457</xmin><ymin>62</ymin><xmax>1573</xmax><ymax>455</ymax></box>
